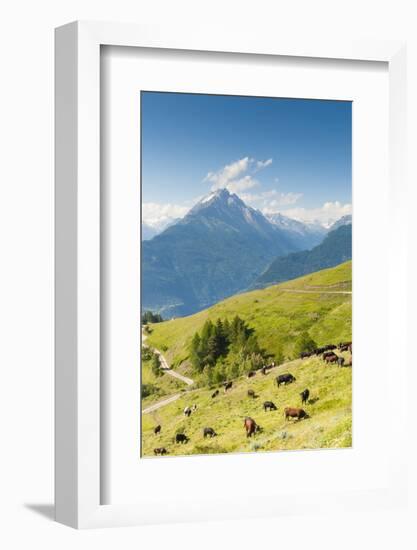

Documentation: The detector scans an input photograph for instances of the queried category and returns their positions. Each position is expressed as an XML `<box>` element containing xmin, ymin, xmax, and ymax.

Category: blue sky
<box><xmin>141</xmin><ymin>91</ymin><xmax>352</xmax><ymax>228</ymax></box>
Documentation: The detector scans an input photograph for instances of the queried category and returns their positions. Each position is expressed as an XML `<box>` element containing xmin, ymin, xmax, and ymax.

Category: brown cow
<box><xmin>324</xmin><ymin>354</ymin><xmax>338</xmax><ymax>364</ymax></box>
<box><xmin>247</xmin><ymin>389</ymin><xmax>256</xmax><ymax>398</ymax></box>
<box><xmin>244</xmin><ymin>417</ymin><xmax>260</xmax><ymax>437</ymax></box>
<box><xmin>284</xmin><ymin>407</ymin><xmax>309</xmax><ymax>421</ymax></box>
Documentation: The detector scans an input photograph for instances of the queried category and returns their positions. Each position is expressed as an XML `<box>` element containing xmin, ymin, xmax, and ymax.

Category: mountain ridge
<box><xmin>253</xmin><ymin>223</ymin><xmax>352</xmax><ymax>289</ymax></box>
<box><xmin>142</xmin><ymin>189</ymin><xmax>301</xmax><ymax>317</ymax></box>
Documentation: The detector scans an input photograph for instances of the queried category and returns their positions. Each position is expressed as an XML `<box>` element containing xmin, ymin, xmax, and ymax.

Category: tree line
<box><xmin>189</xmin><ymin>316</ymin><xmax>278</xmax><ymax>385</ymax></box>
<box><xmin>142</xmin><ymin>310</ymin><xmax>164</xmax><ymax>324</ymax></box>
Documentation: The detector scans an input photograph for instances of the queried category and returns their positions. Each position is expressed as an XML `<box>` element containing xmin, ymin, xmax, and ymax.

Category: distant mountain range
<box><xmin>265</xmin><ymin>212</ymin><xmax>327</xmax><ymax>250</ymax></box>
<box><xmin>328</xmin><ymin>214</ymin><xmax>352</xmax><ymax>231</ymax></box>
<box><xmin>141</xmin><ymin>188</ymin><xmax>352</xmax><ymax>317</ymax></box>
<box><xmin>142</xmin><ymin>218</ymin><xmax>179</xmax><ymax>241</ymax></box>
<box><xmin>142</xmin><ymin>189</ymin><xmax>303</xmax><ymax>317</ymax></box>
<box><xmin>252</xmin><ymin>223</ymin><xmax>352</xmax><ymax>289</ymax></box>
<box><xmin>142</xmin><ymin>222</ymin><xmax>158</xmax><ymax>241</ymax></box>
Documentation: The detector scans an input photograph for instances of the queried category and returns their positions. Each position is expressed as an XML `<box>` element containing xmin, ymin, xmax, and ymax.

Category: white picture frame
<box><xmin>55</xmin><ymin>21</ymin><xmax>407</xmax><ymax>529</ymax></box>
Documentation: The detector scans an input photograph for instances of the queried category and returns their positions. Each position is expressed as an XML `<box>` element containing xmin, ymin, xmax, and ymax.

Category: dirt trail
<box><xmin>142</xmin><ymin>329</ymin><xmax>194</xmax><ymax>414</ymax></box>
<box><xmin>142</xmin><ymin>393</ymin><xmax>182</xmax><ymax>414</ymax></box>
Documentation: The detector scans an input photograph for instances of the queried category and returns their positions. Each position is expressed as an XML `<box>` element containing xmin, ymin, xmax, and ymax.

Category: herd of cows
<box><xmin>151</xmin><ymin>341</ymin><xmax>352</xmax><ymax>456</ymax></box>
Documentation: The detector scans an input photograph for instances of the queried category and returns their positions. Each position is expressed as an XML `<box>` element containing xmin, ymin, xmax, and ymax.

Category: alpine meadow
<box><xmin>140</xmin><ymin>92</ymin><xmax>352</xmax><ymax>458</ymax></box>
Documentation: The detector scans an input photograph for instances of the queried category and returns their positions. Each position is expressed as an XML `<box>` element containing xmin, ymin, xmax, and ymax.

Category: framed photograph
<box><xmin>55</xmin><ymin>21</ymin><xmax>407</xmax><ymax>528</ymax></box>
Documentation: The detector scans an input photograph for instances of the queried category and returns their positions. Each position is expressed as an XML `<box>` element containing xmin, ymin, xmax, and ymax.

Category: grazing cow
<box><xmin>247</xmin><ymin>389</ymin><xmax>256</xmax><ymax>398</ymax></box>
<box><xmin>338</xmin><ymin>341</ymin><xmax>352</xmax><ymax>351</ymax></box>
<box><xmin>284</xmin><ymin>407</ymin><xmax>309</xmax><ymax>421</ymax></box>
<box><xmin>337</xmin><ymin>356</ymin><xmax>345</xmax><ymax>367</ymax></box>
<box><xmin>300</xmin><ymin>351</ymin><xmax>312</xmax><ymax>359</ymax></box>
<box><xmin>154</xmin><ymin>424</ymin><xmax>161</xmax><ymax>435</ymax></box>
<box><xmin>244</xmin><ymin>417</ymin><xmax>260</xmax><ymax>438</ymax></box>
<box><xmin>154</xmin><ymin>447</ymin><xmax>167</xmax><ymax>455</ymax></box>
<box><xmin>261</xmin><ymin>364</ymin><xmax>273</xmax><ymax>374</ymax></box>
<box><xmin>224</xmin><ymin>381</ymin><xmax>233</xmax><ymax>392</ymax></box>
<box><xmin>263</xmin><ymin>401</ymin><xmax>277</xmax><ymax>412</ymax></box>
<box><xmin>247</xmin><ymin>370</ymin><xmax>256</xmax><ymax>378</ymax></box>
<box><xmin>183</xmin><ymin>406</ymin><xmax>192</xmax><ymax>417</ymax></box>
<box><xmin>324</xmin><ymin>354</ymin><xmax>338</xmax><ymax>364</ymax></box>
<box><xmin>323</xmin><ymin>351</ymin><xmax>336</xmax><ymax>359</ymax></box>
<box><xmin>276</xmin><ymin>373</ymin><xmax>296</xmax><ymax>387</ymax></box>
<box><xmin>203</xmin><ymin>427</ymin><xmax>217</xmax><ymax>438</ymax></box>
<box><xmin>300</xmin><ymin>389</ymin><xmax>310</xmax><ymax>404</ymax></box>
<box><xmin>175</xmin><ymin>433</ymin><xmax>189</xmax><ymax>444</ymax></box>
<box><xmin>211</xmin><ymin>389</ymin><xmax>219</xmax><ymax>398</ymax></box>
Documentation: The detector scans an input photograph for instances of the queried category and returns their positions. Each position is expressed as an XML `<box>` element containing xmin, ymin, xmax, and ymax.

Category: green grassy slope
<box><xmin>146</xmin><ymin>261</ymin><xmax>352</xmax><ymax>371</ymax></box>
<box><xmin>142</xmin><ymin>353</ymin><xmax>352</xmax><ymax>457</ymax></box>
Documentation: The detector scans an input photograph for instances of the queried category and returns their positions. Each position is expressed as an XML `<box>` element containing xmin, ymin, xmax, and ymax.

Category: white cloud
<box><xmin>204</xmin><ymin>157</ymin><xmax>251</xmax><ymax>190</ymax></box>
<box><xmin>241</xmin><ymin>189</ymin><xmax>303</xmax><ymax>210</ymax></box>
<box><xmin>204</xmin><ymin>157</ymin><xmax>272</xmax><ymax>192</ymax></box>
<box><xmin>142</xmin><ymin>202</ymin><xmax>190</xmax><ymax>229</ymax></box>
<box><xmin>279</xmin><ymin>201</ymin><xmax>352</xmax><ymax>226</ymax></box>
<box><xmin>255</xmin><ymin>158</ymin><xmax>273</xmax><ymax>170</ymax></box>
<box><xmin>226</xmin><ymin>175</ymin><xmax>259</xmax><ymax>193</ymax></box>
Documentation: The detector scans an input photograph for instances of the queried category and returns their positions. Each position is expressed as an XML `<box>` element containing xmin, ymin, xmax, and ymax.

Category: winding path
<box><xmin>142</xmin><ymin>329</ymin><xmax>194</xmax><ymax>414</ymax></box>
<box><xmin>142</xmin><ymin>393</ymin><xmax>182</xmax><ymax>414</ymax></box>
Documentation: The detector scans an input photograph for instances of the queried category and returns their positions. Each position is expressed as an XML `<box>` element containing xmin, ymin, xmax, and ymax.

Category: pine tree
<box><xmin>151</xmin><ymin>353</ymin><xmax>161</xmax><ymax>377</ymax></box>
<box><xmin>190</xmin><ymin>333</ymin><xmax>203</xmax><ymax>371</ymax></box>
<box><xmin>214</xmin><ymin>318</ymin><xmax>228</xmax><ymax>356</ymax></box>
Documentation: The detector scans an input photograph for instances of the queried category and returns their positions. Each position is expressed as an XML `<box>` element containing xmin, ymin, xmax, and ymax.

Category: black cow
<box><xmin>247</xmin><ymin>389</ymin><xmax>256</xmax><ymax>398</ymax></box>
<box><xmin>224</xmin><ymin>381</ymin><xmax>233</xmax><ymax>392</ymax></box>
<box><xmin>175</xmin><ymin>433</ymin><xmax>189</xmax><ymax>444</ymax></box>
<box><xmin>154</xmin><ymin>424</ymin><xmax>161</xmax><ymax>435</ymax></box>
<box><xmin>247</xmin><ymin>370</ymin><xmax>256</xmax><ymax>378</ymax></box>
<box><xmin>276</xmin><ymin>373</ymin><xmax>296</xmax><ymax>387</ymax></box>
<box><xmin>154</xmin><ymin>447</ymin><xmax>167</xmax><ymax>455</ymax></box>
<box><xmin>211</xmin><ymin>389</ymin><xmax>219</xmax><ymax>398</ymax></box>
<box><xmin>300</xmin><ymin>389</ymin><xmax>310</xmax><ymax>404</ymax></box>
<box><xmin>263</xmin><ymin>401</ymin><xmax>277</xmax><ymax>412</ymax></box>
<box><xmin>203</xmin><ymin>427</ymin><xmax>217</xmax><ymax>438</ymax></box>
<box><xmin>337</xmin><ymin>356</ymin><xmax>345</xmax><ymax>367</ymax></box>
<box><xmin>300</xmin><ymin>351</ymin><xmax>312</xmax><ymax>359</ymax></box>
